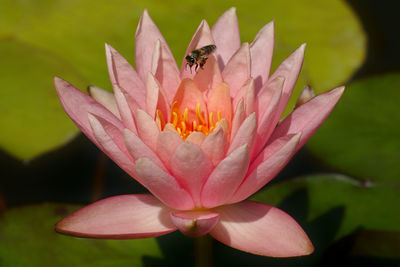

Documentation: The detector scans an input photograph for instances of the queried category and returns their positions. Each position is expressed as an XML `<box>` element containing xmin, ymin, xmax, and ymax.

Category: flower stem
<box><xmin>195</xmin><ymin>235</ymin><xmax>213</xmax><ymax>267</ymax></box>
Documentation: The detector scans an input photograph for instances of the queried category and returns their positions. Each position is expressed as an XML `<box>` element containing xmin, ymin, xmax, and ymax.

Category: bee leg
<box><xmin>195</xmin><ymin>63</ymin><xmax>199</xmax><ymax>72</ymax></box>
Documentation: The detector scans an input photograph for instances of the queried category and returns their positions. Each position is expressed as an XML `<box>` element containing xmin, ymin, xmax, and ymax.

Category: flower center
<box><xmin>155</xmin><ymin>102</ymin><xmax>222</xmax><ymax>140</ymax></box>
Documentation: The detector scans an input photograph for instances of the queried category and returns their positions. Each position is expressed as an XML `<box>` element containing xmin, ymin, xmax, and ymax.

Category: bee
<box><xmin>185</xmin><ymin>44</ymin><xmax>216</xmax><ymax>72</ymax></box>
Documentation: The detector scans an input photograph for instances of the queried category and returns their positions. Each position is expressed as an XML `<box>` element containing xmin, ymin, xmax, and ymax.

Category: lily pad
<box><xmin>252</xmin><ymin>174</ymin><xmax>400</xmax><ymax>241</ymax></box>
<box><xmin>0</xmin><ymin>203</ymin><xmax>163</xmax><ymax>266</ymax></box>
<box><xmin>0</xmin><ymin>38</ymin><xmax>86</xmax><ymax>160</ymax></box>
<box><xmin>307</xmin><ymin>73</ymin><xmax>400</xmax><ymax>182</ymax></box>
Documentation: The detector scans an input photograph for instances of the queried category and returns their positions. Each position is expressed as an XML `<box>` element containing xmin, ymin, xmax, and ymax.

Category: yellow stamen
<box><xmin>209</xmin><ymin>112</ymin><xmax>215</xmax><ymax>128</ymax></box>
<box><xmin>184</xmin><ymin>108</ymin><xmax>189</xmax><ymax>124</ymax></box>
<box><xmin>217</xmin><ymin>110</ymin><xmax>222</xmax><ymax>122</ymax></box>
<box><xmin>172</xmin><ymin>112</ymin><xmax>178</xmax><ymax>127</ymax></box>
<box><xmin>196</xmin><ymin>103</ymin><xmax>206</xmax><ymax>125</ymax></box>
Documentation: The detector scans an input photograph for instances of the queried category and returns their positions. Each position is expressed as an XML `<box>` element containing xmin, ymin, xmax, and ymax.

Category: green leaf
<box><xmin>307</xmin><ymin>73</ymin><xmax>400</xmax><ymax>182</ymax></box>
<box><xmin>0</xmin><ymin>38</ymin><xmax>86</xmax><ymax>160</ymax></box>
<box><xmin>0</xmin><ymin>203</ymin><xmax>163</xmax><ymax>266</ymax></box>
<box><xmin>252</xmin><ymin>174</ymin><xmax>400</xmax><ymax>241</ymax></box>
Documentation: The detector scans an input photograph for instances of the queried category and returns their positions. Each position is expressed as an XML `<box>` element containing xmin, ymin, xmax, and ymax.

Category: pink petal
<box><xmin>252</xmin><ymin>76</ymin><xmax>284</xmax><ymax>159</ymax></box>
<box><xmin>230</xmin><ymin>99</ymin><xmax>245</xmax><ymax>141</ymax></box>
<box><xmin>156</xmin><ymin>130</ymin><xmax>183</xmax><ymax>169</ymax></box>
<box><xmin>250</xmin><ymin>21</ymin><xmax>274</xmax><ymax>91</ymax></box>
<box><xmin>229</xmin><ymin>133</ymin><xmax>301</xmax><ymax>203</ymax></box>
<box><xmin>186</xmin><ymin>131</ymin><xmax>206</xmax><ymax>146</ymax></box>
<box><xmin>210</xmin><ymin>201</ymin><xmax>314</xmax><ymax>257</ymax></box>
<box><xmin>266</xmin><ymin>44</ymin><xmax>306</xmax><ymax>115</ymax></box>
<box><xmin>135</xmin><ymin>10</ymin><xmax>173</xmax><ymax>83</ymax></box>
<box><xmin>54</xmin><ymin>77</ymin><xmax>121</xmax><ymax>148</ymax></box>
<box><xmin>124</xmin><ymin>129</ymin><xmax>166</xmax><ymax>171</ymax></box>
<box><xmin>105</xmin><ymin>44</ymin><xmax>145</xmax><ymax>110</ymax></box>
<box><xmin>228</xmin><ymin>113</ymin><xmax>257</xmax><ymax>155</ymax></box>
<box><xmin>193</xmin><ymin>55</ymin><xmax>223</xmax><ymax>92</ymax></box>
<box><xmin>268</xmin><ymin>86</ymin><xmax>345</xmax><ymax>151</ymax></box>
<box><xmin>145</xmin><ymin>73</ymin><xmax>169</xmax><ymax>120</ymax></box>
<box><xmin>151</xmin><ymin>40</ymin><xmax>180</xmax><ymax>103</ymax></box>
<box><xmin>173</xmin><ymin>79</ymin><xmax>208</xmax><ymax>124</ymax></box>
<box><xmin>211</xmin><ymin>7</ymin><xmax>241</xmax><ymax>69</ymax></box>
<box><xmin>181</xmin><ymin>20</ymin><xmax>215</xmax><ymax>79</ymax></box>
<box><xmin>87</xmin><ymin>85</ymin><xmax>121</xmax><ymax>119</ymax></box>
<box><xmin>55</xmin><ymin>194</ymin><xmax>176</xmax><ymax>239</ymax></box>
<box><xmin>170</xmin><ymin>210</ymin><xmax>219</xmax><ymax>238</ymax></box>
<box><xmin>88</xmin><ymin>113</ymin><xmax>136</xmax><ymax>179</ymax></box>
<box><xmin>232</xmin><ymin>78</ymin><xmax>254</xmax><ymax>115</ymax></box>
<box><xmin>135</xmin><ymin>109</ymin><xmax>160</xmax><ymax>151</ymax></box>
<box><xmin>135</xmin><ymin>158</ymin><xmax>195</xmax><ymax>210</ymax></box>
<box><xmin>207</xmin><ymin>82</ymin><xmax>232</xmax><ymax>129</ymax></box>
<box><xmin>200</xmin><ymin>127</ymin><xmax>228</xmax><ymax>166</ymax></box>
<box><xmin>222</xmin><ymin>43</ymin><xmax>251</xmax><ymax>98</ymax></box>
<box><xmin>170</xmin><ymin>142</ymin><xmax>213</xmax><ymax>207</ymax></box>
<box><xmin>201</xmin><ymin>145</ymin><xmax>249</xmax><ymax>208</ymax></box>
<box><xmin>113</xmin><ymin>85</ymin><xmax>138</xmax><ymax>134</ymax></box>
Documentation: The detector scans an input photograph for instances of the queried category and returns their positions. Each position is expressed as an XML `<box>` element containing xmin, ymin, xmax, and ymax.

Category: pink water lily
<box><xmin>54</xmin><ymin>8</ymin><xmax>344</xmax><ymax>257</ymax></box>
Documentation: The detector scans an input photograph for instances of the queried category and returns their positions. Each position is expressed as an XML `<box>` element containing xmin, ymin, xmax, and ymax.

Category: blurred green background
<box><xmin>0</xmin><ymin>0</ymin><xmax>399</xmax><ymax>266</ymax></box>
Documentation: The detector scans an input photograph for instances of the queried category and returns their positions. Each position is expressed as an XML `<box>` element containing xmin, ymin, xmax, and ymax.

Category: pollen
<box><xmin>155</xmin><ymin>101</ymin><xmax>223</xmax><ymax>140</ymax></box>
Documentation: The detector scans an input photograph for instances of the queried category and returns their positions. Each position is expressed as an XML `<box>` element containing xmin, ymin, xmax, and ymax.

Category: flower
<box><xmin>54</xmin><ymin>8</ymin><xmax>344</xmax><ymax>257</ymax></box>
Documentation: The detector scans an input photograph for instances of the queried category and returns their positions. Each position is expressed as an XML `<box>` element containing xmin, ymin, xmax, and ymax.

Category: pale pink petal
<box><xmin>145</xmin><ymin>73</ymin><xmax>169</xmax><ymax>120</ymax></box>
<box><xmin>124</xmin><ymin>129</ymin><xmax>166</xmax><ymax>171</ymax></box>
<box><xmin>230</xmin><ymin>99</ymin><xmax>245</xmax><ymax>141</ymax></box>
<box><xmin>88</xmin><ymin>114</ymin><xmax>137</xmax><ymax>180</ymax></box>
<box><xmin>250</xmin><ymin>21</ymin><xmax>274</xmax><ymax>91</ymax></box>
<box><xmin>210</xmin><ymin>201</ymin><xmax>314</xmax><ymax>257</ymax></box>
<box><xmin>186</xmin><ymin>131</ymin><xmax>206</xmax><ymax>146</ymax></box>
<box><xmin>228</xmin><ymin>113</ymin><xmax>257</xmax><ymax>155</ymax></box>
<box><xmin>193</xmin><ymin>55</ymin><xmax>223</xmax><ymax>92</ymax></box>
<box><xmin>268</xmin><ymin>86</ymin><xmax>345</xmax><ymax>151</ymax></box>
<box><xmin>207</xmin><ymin>82</ymin><xmax>232</xmax><ymax>128</ymax></box>
<box><xmin>232</xmin><ymin>78</ymin><xmax>253</xmax><ymax>114</ymax></box>
<box><xmin>201</xmin><ymin>145</ymin><xmax>249</xmax><ymax>208</ymax></box>
<box><xmin>173</xmin><ymin>79</ymin><xmax>208</xmax><ymax>124</ymax></box>
<box><xmin>252</xmin><ymin>76</ymin><xmax>284</xmax><ymax>159</ymax></box>
<box><xmin>135</xmin><ymin>158</ymin><xmax>195</xmax><ymax>210</ymax></box>
<box><xmin>245</xmin><ymin>80</ymin><xmax>256</xmax><ymax>116</ymax></box>
<box><xmin>170</xmin><ymin>142</ymin><xmax>213</xmax><ymax>207</ymax></box>
<box><xmin>113</xmin><ymin>84</ymin><xmax>138</xmax><ymax>134</ymax></box>
<box><xmin>229</xmin><ymin>133</ymin><xmax>301</xmax><ymax>203</ymax></box>
<box><xmin>222</xmin><ymin>43</ymin><xmax>251</xmax><ymax>98</ymax></box>
<box><xmin>266</xmin><ymin>44</ymin><xmax>306</xmax><ymax>115</ymax></box>
<box><xmin>55</xmin><ymin>194</ymin><xmax>176</xmax><ymax>239</ymax></box>
<box><xmin>181</xmin><ymin>20</ymin><xmax>215</xmax><ymax>79</ymax></box>
<box><xmin>135</xmin><ymin>10</ymin><xmax>173</xmax><ymax>83</ymax></box>
<box><xmin>156</xmin><ymin>130</ymin><xmax>183</xmax><ymax>169</ymax></box>
<box><xmin>105</xmin><ymin>44</ymin><xmax>145</xmax><ymax>110</ymax></box>
<box><xmin>200</xmin><ymin>127</ymin><xmax>228</xmax><ymax>166</ymax></box>
<box><xmin>54</xmin><ymin>77</ymin><xmax>121</xmax><ymax>148</ymax></box>
<box><xmin>151</xmin><ymin>40</ymin><xmax>181</xmax><ymax>102</ymax></box>
<box><xmin>87</xmin><ymin>85</ymin><xmax>121</xmax><ymax>119</ymax></box>
<box><xmin>135</xmin><ymin>109</ymin><xmax>160</xmax><ymax>151</ymax></box>
<box><xmin>295</xmin><ymin>85</ymin><xmax>315</xmax><ymax>108</ymax></box>
<box><xmin>170</xmin><ymin>210</ymin><xmax>219</xmax><ymax>238</ymax></box>
<box><xmin>211</xmin><ymin>7</ymin><xmax>241</xmax><ymax>69</ymax></box>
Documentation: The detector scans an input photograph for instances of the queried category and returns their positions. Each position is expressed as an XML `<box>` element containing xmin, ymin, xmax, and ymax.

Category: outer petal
<box><xmin>170</xmin><ymin>210</ymin><xmax>219</xmax><ymax>238</ymax></box>
<box><xmin>230</xmin><ymin>99</ymin><xmax>245</xmax><ymax>141</ymax></box>
<box><xmin>186</xmin><ymin>131</ymin><xmax>206</xmax><ymax>146</ymax></box>
<box><xmin>228</xmin><ymin>113</ymin><xmax>257</xmax><ymax>155</ymax></box>
<box><xmin>268</xmin><ymin>86</ymin><xmax>345</xmax><ymax>151</ymax></box>
<box><xmin>135</xmin><ymin>10</ymin><xmax>173</xmax><ymax>83</ymax></box>
<box><xmin>124</xmin><ymin>129</ymin><xmax>166</xmax><ymax>171</ymax></box>
<box><xmin>200</xmin><ymin>126</ymin><xmax>228</xmax><ymax>166</ymax></box>
<box><xmin>55</xmin><ymin>194</ymin><xmax>176</xmax><ymax>239</ymax></box>
<box><xmin>106</xmin><ymin>44</ymin><xmax>145</xmax><ymax>110</ymax></box>
<box><xmin>113</xmin><ymin>84</ymin><xmax>138</xmax><ymax>134</ymax></box>
<box><xmin>229</xmin><ymin>133</ymin><xmax>301</xmax><ymax>203</ymax></box>
<box><xmin>170</xmin><ymin>142</ymin><xmax>213</xmax><ymax>207</ymax></box>
<box><xmin>135</xmin><ymin>158</ymin><xmax>195</xmax><ymax>210</ymax></box>
<box><xmin>266</xmin><ymin>44</ymin><xmax>306</xmax><ymax>115</ymax></box>
<box><xmin>210</xmin><ymin>201</ymin><xmax>314</xmax><ymax>257</ymax></box>
<box><xmin>181</xmin><ymin>20</ymin><xmax>215</xmax><ymax>79</ymax></box>
<box><xmin>135</xmin><ymin>109</ymin><xmax>160</xmax><ymax>151</ymax></box>
<box><xmin>250</xmin><ymin>21</ymin><xmax>274</xmax><ymax>91</ymax></box>
<box><xmin>54</xmin><ymin>77</ymin><xmax>121</xmax><ymax>149</ymax></box>
<box><xmin>201</xmin><ymin>145</ymin><xmax>249</xmax><ymax>208</ymax></box>
<box><xmin>156</xmin><ymin>130</ymin><xmax>183</xmax><ymax>169</ymax></box>
<box><xmin>87</xmin><ymin>85</ymin><xmax>121</xmax><ymax>119</ymax></box>
<box><xmin>222</xmin><ymin>43</ymin><xmax>251</xmax><ymax>98</ymax></box>
<box><xmin>151</xmin><ymin>40</ymin><xmax>181</xmax><ymax>102</ymax></box>
<box><xmin>211</xmin><ymin>7</ymin><xmax>241</xmax><ymax>69</ymax></box>
<box><xmin>233</xmin><ymin>78</ymin><xmax>255</xmax><ymax>117</ymax></box>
